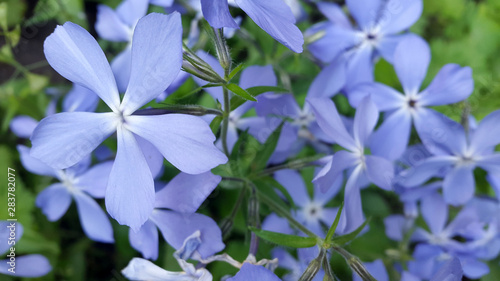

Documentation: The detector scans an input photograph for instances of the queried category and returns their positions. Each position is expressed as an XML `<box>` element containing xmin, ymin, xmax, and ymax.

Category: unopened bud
<box><xmin>299</xmin><ymin>249</ymin><xmax>325</xmax><ymax>281</ymax></box>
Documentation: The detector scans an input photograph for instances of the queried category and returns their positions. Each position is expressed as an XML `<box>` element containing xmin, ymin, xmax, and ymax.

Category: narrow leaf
<box><xmin>325</xmin><ymin>202</ymin><xmax>344</xmax><ymax>242</ymax></box>
<box><xmin>228</xmin><ymin>63</ymin><xmax>244</xmax><ymax>80</ymax></box>
<box><xmin>330</xmin><ymin>218</ymin><xmax>370</xmax><ymax>246</ymax></box>
<box><xmin>210</xmin><ymin>115</ymin><xmax>223</xmax><ymax>134</ymax></box>
<box><xmin>252</xmin><ymin>122</ymin><xmax>284</xmax><ymax>172</ymax></box>
<box><xmin>249</xmin><ymin>227</ymin><xmax>317</xmax><ymax>248</ymax></box>
<box><xmin>246</xmin><ymin>86</ymin><xmax>289</xmax><ymax>96</ymax></box>
<box><xmin>226</xmin><ymin>83</ymin><xmax>257</xmax><ymax>101</ymax></box>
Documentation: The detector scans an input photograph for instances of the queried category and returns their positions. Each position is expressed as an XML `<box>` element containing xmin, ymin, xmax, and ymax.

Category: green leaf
<box><xmin>226</xmin><ymin>83</ymin><xmax>257</xmax><ymax>101</ymax></box>
<box><xmin>325</xmin><ymin>202</ymin><xmax>344</xmax><ymax>242</ymax></box>
<box><xmin>228</xmin><ymin>63</ymin><xmax>244</xmax><ymax>80</ymax></box>
<box><xmin>249</xmin><ymin>227</ymin><xmax>317</xmax><ymax>248</ymax></box>
<box><xmin>210</xmin><ymin>115</ymin><xmax>223</xmax><ymax>135</ymax></box>
<box><xmin>330</xmin><ymin>218</ymin><xmax>370</xmax><ymax>246</ymax></box>
<box><xmin>229</xmin><ymin>130</ymin><xmax>251</xmax><ymax>177</ymax></box>
<box><xmin>245</xmin><ymin>86</ymin><xmax>289</xmax><ymax>96</ymax></box>
<box><xmin>252</xmin><ymin>123</ymin><xmax>284</xmax><ymax>172</ymax></box>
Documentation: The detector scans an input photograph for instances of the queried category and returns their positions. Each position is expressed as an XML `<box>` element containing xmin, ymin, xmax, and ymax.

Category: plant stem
<box><xmin>221</xmin><ymin>80</ymin><xmax>231</xmax><ymax>157</ymax></box>
<box><xmin>220</xmin><ymin>188</ymin><xmax>246</xmax><ymax>239</ymax></box>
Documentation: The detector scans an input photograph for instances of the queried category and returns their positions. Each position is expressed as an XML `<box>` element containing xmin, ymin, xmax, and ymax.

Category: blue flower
<box><xmin>18</xmin><ymin>145</ymin><xmax>115</xmax><ymax>243</ymax></box>
<box><xmin>397</xmin><ymin>108</ymin><xmax>500</xmax><ymax>205</ymax></box>
<box><xmin>262</xmin><ymin>169</ymin><xmax>343</xmax><ymax>236</ymax></box>
<box><xmin>348</xmin><ymin>35</ymin><xmax>474</xmax><ymax>161</ymax></box>
<box><xmin>200</xmin><ymin>0</ymin><xmax>304</xmax><ymax>52</ymax></box>
<box><xmin>308</xmin><ymin>96</ymin><xmax>394</xmax><ymax>232</ymax></box>
<box><xmin>30</xmin><ymin>13</ymin><xmax>227</xmax><ymax>231</ymax></box>
<box><xmin>307</xmin><ymin>0</ymin><xmax>423</xmax><ymax>89</ymax></box>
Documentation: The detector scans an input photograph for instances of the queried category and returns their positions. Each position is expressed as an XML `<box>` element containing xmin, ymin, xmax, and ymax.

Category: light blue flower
<box><xmin>30</xmin><ymin>13</ymin><xmax>227</xmax><ymax>231</ymax></box>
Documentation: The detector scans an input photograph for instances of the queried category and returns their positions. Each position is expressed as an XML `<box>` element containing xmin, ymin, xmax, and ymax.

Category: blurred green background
<box><xmin>0</xmin><ymin>0</ymin><xmax>499</xmax><ymax>280</ymax></box>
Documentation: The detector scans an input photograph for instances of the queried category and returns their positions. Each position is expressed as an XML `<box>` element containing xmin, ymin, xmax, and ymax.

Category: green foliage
<box><xmin>249</xmin><ymin>227</ymin><xmax>318</xmax><ymax>248</ymax></box>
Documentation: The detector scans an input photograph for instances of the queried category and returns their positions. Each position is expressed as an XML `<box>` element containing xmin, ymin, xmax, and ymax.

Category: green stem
<box><xmin>220</xmin><ymin>188</ymin><xmax>246</xmax><ymax>239</ymax></box>
<box><xmin>221</xmin><ymin>78</ymin><xmax>231</xmax><ymax>157</ymax></box>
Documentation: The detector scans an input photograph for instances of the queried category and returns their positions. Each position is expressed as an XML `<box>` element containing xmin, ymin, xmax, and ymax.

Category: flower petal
<box><xmin>129</xmin><ymin>220</ymin><xmax>159</xmax><ymax>260</ymax></box>
<box><xmin>150</xmin><ymin>210</ymin><xmax>225</xmax><ymax>259</ymax></box>
<box><xmin>17</xmin><ymin>145</ymin><xmax>58</xmax><ymax>177</ymax></box>
<box><xmin>111</xmin><ymin>47</ymin><xmax>132</xmax><ymax>94</ymax></box>
<box><xmin>44</xmin><ymin>22</ymin><xmax>120</xmax><ymax>111</ymax></box>
<box><xmin>430</xmin><ymin>257</ymin><xmax>463</xmax><ymax>281</ymax></box>
<box><xmin>307</xmin><ymin>57</ymin><xmax>346</xmax><ymax>98</ymax></box>
<box><xmin>397</xmin><ymin>156</ymin><xmax>455</xmax><ymax>187</ymax></box>
<box><xmin>201</xmin><ymin>0</ymin><xmax>238</xmax><ymax>28</ymax></box>
<box><xmin>275</xmin><ymin>169</ymin><xmax>309</xmax><ymax>207</ymax></box>
<box><xmin>10</xmin><ymin>115</ymin><xmax>38</xmax><ymax>138</ymax></box>
<box><xmin>317</xmin><ymin>2</ymin><xmax>352</xmax><ymax>28</ymax></box>
<box><xmin>421</xmin><ymin>193</ymin><xmax>447</xmax><ymax>235</ymax></box>
<box><xmin>307</xmin><ymin>23</ymin><xmax>361</xmax><ymax>63</ymax></box>
<box><xmin>126</xmin><ymin>114</ymin><xmax>227</xmax><ymax>174</ymax></box>
<box><xmin>346</xmin><ymin>0</ymin><xmax>383</xmax><ymax>30</ymax></box>
<box><xmin>105</xmin><ymin>127</ymin><xmax>155</xmax><ymax>231</ymax></box>
<box><xmin>365</xmin><ymin>155</ymin><xmax>394</xmax><ymax>190</ymax></box>
<box><xmin>470</xmin><ymin>109</ymin><xmax>500</xmax><ymax>155</ymax></box>
<box><xmin>477</xmin><ymin>154</ymin><xmax>500</xmax><ymax>174</ymax></box>
<box><xmin>353</xmin><ymin>96</ymin><xmax>379</xmax><ymax>147</ymax></box>
<box><xmin>227</xmin><ymin>263</ymin><xmax>281</xmax><ymax>281</ymax></box>
<box><xmin>443</xmin><ymin>165</ymin><xmax>475</xmax><ymax>206</ymax></box>
<box><xmin>236</xmin><ymin>0</ymin><xmax>304</xmax><ymax>53</ymax></box>
<box><xmin>121</xmin><ymin>12</ymin><xmax>183</xmax><ymax>114</ymax></box>
<box><xmin>344</xmin><ymin>165</ymin><xmax>365</xmax><ymax>233</ymax></box>
<box><xmin>95</xmin><ymin>4</ymin><xmax>131</xmax><ymax>42</ymax></box>
<box><xmin>414</xmin><ymin>108</ymin><xmax>467</xmax><ymax>156</ymax></box>
<box><xmin>30</xmin><ymin>112</ymin><xmax>117</xmax><ymax>169</ymax></box>
<box><xmin>419</xmin><ymin>64</ymin><xmax>473</xmax><ymax>107</ymax></box>
<box><xmin>377</xmin><ymin>0</ymin><xmax>423</xmax><ymax>34</ymax></box>
<box><xmin>63</xmin><ymin>84</ymin><xmax>100</xmax><ymax>112</ymax></box>
<box><xmin>73</xmin><ymin>191</ymin><xmax>114</xmax><ymax>243</ymax></box>
<box><xmin>36</xmin><ymin>183</ymin><xmax>72</xmax><ymax>221</ymax></box>
<box><xmin>461</xmin><ymin>258</ymin><xmax>489</xmax><ymax>279</ymax></box>
<box><xmin>384</xmin><ymin>215</ymin><xmax>406</xmax><ymax>241</ymax></box>
<box><xmin>348</xmin><ymin>82</ymin><xmax>405</xmax><ymax>111</ymax></box>
<box><xmin>344</xmin><ymin>45</ymin><xmax>375</xmax><ymax>91</ymax></box>
<box><xmin>313</xmin><ymin>152</ymin><xmax>358</xmax><ymax>192</ymax></box>
<box><xmin>370</xmin><ymin>108</ymin><xmax>412</xmax><ymax>160</ymax></box>
<box><xmin>0</xmin><ymin>255</ymin><xmax>52</xmax><ymax>277</ymax></box>
<box><xmin>307</xmin><ymin>97</ymin><xmax>357</xmax><ymax>151</ymax></box>
<box><xmin>136</xmin><ymin>135</ymin><xmax>164</xmax><ymax>179</ymax></box>
<box><xmin>115</xmin><ymin>0</ymin><xmax>150</xmax><ymax>27</ymax></box>
<box><xmin>262</xmin><ymin>213</ymin><xmax>293</xmax><ymax>235</ymax></box>
<box><xmin>155</xmin><ymin>172</ymin><xmax>221</xmax><ymax>213</ymax></box>
<box><xmin>376</xmin><ymin>33</ymin><xmax>412</xmax><ymax>64</ymax></box>
<box><xmin>394</xmin><ymin>35</ymin><xmax>430</xmax><ymax>94</ymax></box>
<box><xmin>122</xmin><ymin>257</ymin><xmax>192</xmax><ymax>280</ymax></box>
<box><xmin>76</xmin><ymin>161</ymin><xmax>113</xmax><ymax>198</ymax></box>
